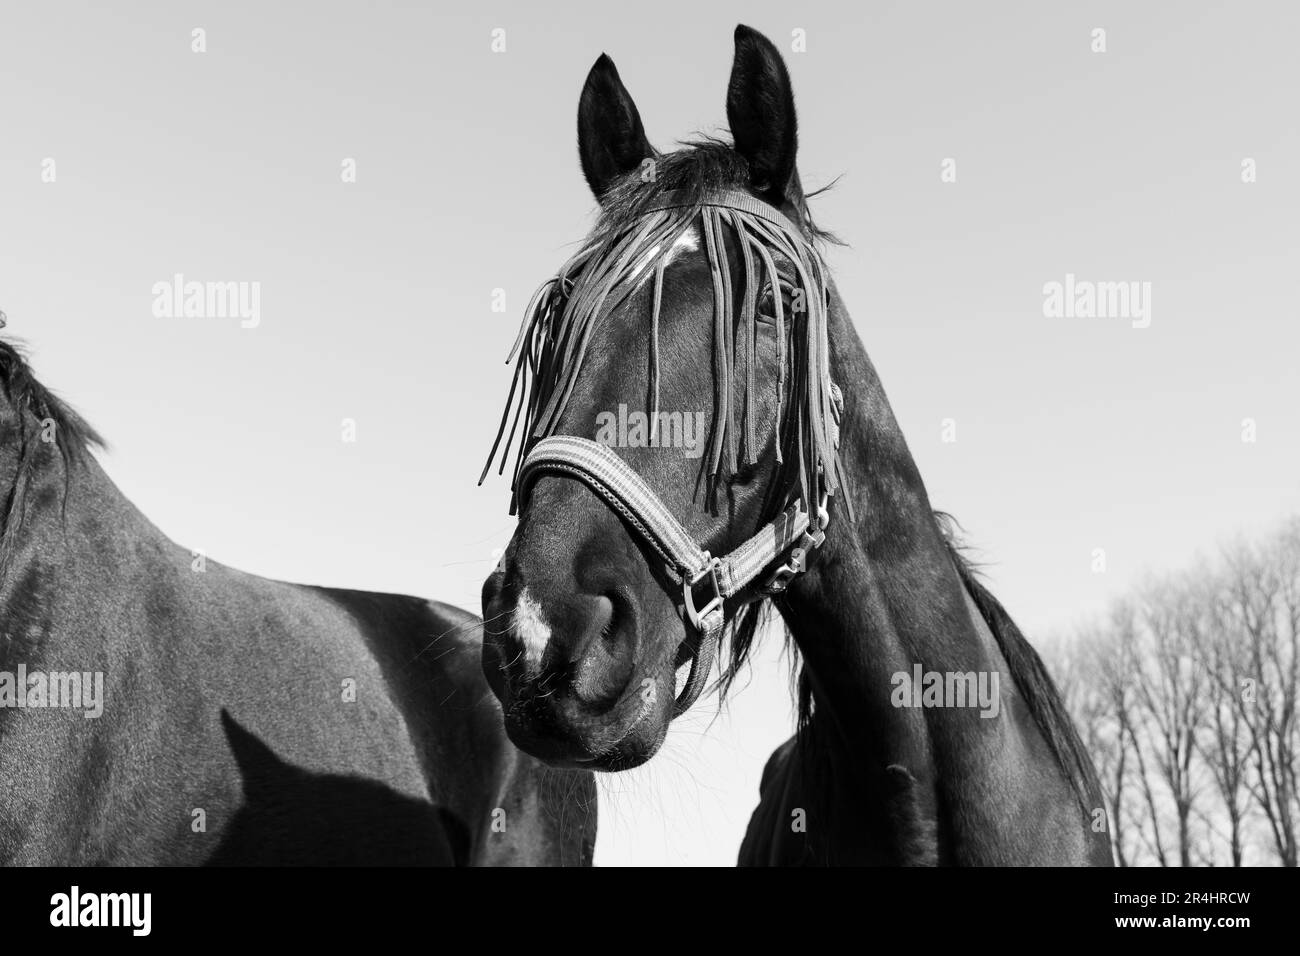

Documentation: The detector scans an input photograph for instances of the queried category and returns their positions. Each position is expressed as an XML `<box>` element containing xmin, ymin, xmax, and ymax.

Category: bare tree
<box><xmin>1130</xmin><ymin>576</ymin><xmax>1208</xmax><ymax>867</ymax></box>
<box><xmin>1219</xmin><ymin>524</ymin><xmax>1300</xmax><ymax>865</ymax></box>
<box><xmin>1196</xmin><ymin>569</ymin><xmax>1252</xmax><ymax>865</ymax></box>
<box><xmin>1047</xmin><ymin>516</ymin><xmax>1300</xmax><ymax>866</ymax></box>
<box><xmin>1090</xmin><ymin>609</ymin><xmax>1142</xmax><ymax>867</ymax></box>
<box><xmin>1047</xmin><ymin>623</ymin><xmax>1133</xmax><ymax>865</ymax></box>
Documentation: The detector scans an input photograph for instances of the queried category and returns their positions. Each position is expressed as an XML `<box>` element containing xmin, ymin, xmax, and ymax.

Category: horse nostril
<box><xmin>481</xmin><ymin>569</ymin><xmax>506</xmax><ymax>618</ymax></box>
<box><xmin>597</xmin><ymin>592</ymin><xmax>619</xmax><ymax>642</ymax></box>
<box><xmin>569</xmin><ymin>591</ymin><xmax>636</xmax><ymax>708</ymax></box>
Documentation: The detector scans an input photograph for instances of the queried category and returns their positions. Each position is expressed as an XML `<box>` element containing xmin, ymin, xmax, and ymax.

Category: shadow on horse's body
<box><xmin>0</xmin><ymin>340</ymin><xmax>594</xmax><ymax>865</ymax></box>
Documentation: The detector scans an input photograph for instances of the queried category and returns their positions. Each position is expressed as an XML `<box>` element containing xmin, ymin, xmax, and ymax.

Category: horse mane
<box><xmin>932</xmin><ymin>511</ymin><xmax>1102</xmax><ymax>815</ymax></box>
<box><xmin>597</xmin><ymin>138</ymin><xmax>841</xmax><ymax>248</ymax></box>
<box><xmin>0</xmin><ymin>337</ymin><xmax>104</xmax><ymax>579</ymax></box>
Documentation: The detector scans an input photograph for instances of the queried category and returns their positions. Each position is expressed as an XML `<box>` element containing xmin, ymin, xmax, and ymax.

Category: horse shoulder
<box><xmin>313</xmin><ymin>588</ymin><xmax>597</xmax><ymax>866</ymax></box>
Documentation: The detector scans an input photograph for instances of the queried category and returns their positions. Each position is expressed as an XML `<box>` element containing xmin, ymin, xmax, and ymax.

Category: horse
<box><xmin>479</xmin><ymin>25</ymin><xmax>1112</xmax><ymax>865</ymax></box>
<box><xmin>0</xmin><ymin>336</ymin><xmax>595</xmax><ymax>865</ymax></box>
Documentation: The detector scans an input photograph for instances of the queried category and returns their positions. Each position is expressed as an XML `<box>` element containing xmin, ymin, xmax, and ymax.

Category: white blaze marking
<box><xmin>514</xmin><ymin>587</ymin><xmax>551</xmax><ymax>668</ymax></box>
<box><xmin>630</xmin><ymin>226</ymin><xmax>699</xmax><ymax>287</ymax></box>
<box><xmin>665</xmin><ymin>227</ymin><xmax>699</xmax><ymax>262</ymax></box>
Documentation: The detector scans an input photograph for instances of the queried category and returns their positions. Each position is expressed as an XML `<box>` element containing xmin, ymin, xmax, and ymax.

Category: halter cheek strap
<box><xmin>516</xmin><ymin>385</ymin><xmax>839</xmax><ymax>717</ymax></box>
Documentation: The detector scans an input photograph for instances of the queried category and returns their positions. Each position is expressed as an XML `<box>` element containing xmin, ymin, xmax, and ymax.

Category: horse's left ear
<box><xmin>726</xmin><ymin>25</ymin><xmax>798</xmax><ymax>204</ymax></box>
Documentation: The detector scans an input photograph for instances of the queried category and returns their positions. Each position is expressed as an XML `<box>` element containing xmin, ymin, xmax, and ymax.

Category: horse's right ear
<box><xmin>577</xmin><ymin>54</ymin><xmax>654</xmax><ymax>201</ymax></box>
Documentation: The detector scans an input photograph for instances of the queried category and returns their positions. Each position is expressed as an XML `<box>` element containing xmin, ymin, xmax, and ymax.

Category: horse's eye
<box><xmin>755</xmin><ymin>285</ymin><xmax>779</xmax><ymax>325</ymax></box>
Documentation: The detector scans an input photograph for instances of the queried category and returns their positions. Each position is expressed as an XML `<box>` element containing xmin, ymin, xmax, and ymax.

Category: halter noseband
<box><xmin>516</xmin><ymin>418</ymin><xmax>836</xmax><ymax>715</ymax></box>
<box><xmin>498</xmin><ymin>189</ymin><xmax>843</xmax><ymax>717</ymax></box>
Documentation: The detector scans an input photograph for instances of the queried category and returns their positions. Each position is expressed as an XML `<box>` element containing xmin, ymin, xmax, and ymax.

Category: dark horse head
<box><xmin>480</xmin><ymin>26</ymin><xmax>843</xmax><ymax>770</ymax></box>
<box><xmin>480</xmin><ymin>28</ymin><xmax>1108</xmax><ymax>870</ymax></box>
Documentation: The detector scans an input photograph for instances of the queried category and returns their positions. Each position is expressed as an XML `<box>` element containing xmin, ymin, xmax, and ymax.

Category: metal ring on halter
<box><xmin>761</xmin><ymin>490</ymin><xmax>830</xmax><ymax>595</ymax></box>
<box><xmin>682</xmin><ymin>557</ymin><xmax>724</xmax><ymax>632</ymax></box>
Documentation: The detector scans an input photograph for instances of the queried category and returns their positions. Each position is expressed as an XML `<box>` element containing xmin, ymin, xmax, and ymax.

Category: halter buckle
<box><xmin>682</xmin><ymin>558</ymin><xmax>724</xmax><ymax>632</ymax></box>
<box><xmin>761</xmin><ymin>493</ymin><xmax>831</xmax><ymax>595</ymax></box>
<box><xmin>762</xmin><ymin>549</ymin><xmax>805</xmax><ymax>594</ymax></box>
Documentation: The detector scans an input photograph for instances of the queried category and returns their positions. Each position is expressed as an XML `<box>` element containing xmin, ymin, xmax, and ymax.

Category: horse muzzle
<box><xmin>481</xmin><ymin>567</ymin><xmax>669</xmax><ymax>769</ymax></box>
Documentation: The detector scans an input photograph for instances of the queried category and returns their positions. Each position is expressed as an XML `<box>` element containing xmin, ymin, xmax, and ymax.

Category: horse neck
<box><xmin>0</xmin><ymin>415</ymin><xmax>156</xmax><ymax>669</ymax></box>
<box><xmin>777</xmin><ymin>300</ymin><xmax>1025</xmax><ymax>862</ymax></box>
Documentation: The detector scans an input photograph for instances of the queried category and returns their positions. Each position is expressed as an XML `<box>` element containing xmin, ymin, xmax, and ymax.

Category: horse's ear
<box><xmin>577</xmin><ymin>54</ymin><xmax>654</xmax><ymax>201</ymax></box>
<box><xmin>726</xmin><ymin>25</ymin><xmax>798</xmax><ymax>204</ymax></box>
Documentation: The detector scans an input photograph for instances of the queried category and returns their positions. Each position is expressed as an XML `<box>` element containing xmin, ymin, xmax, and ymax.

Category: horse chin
<box><xmin>504</xmin><ymin>720</ymin><xmax>665</xmax><ymax>773</ymax></box>
<box><xmin>498</xmin><ymin>668</ymin><xmax>674</xmax><ymax>773</ymax></box>
<box><xmin>586</xmin><ymin>723</ymin><xmax>670</xmax><ymax>773</ymax></box>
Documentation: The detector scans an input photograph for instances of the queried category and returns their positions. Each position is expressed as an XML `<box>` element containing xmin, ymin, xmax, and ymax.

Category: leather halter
<box><xmin>511</xmin><ymin>192</ymin><xmax>842</xmax><ymax>717</ymax></box>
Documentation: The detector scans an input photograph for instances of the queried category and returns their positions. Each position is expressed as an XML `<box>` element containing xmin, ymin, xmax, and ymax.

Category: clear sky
<box><xmin>2</xmin><ymin>1</ymin><xmax>1296</xmax><ymax>865</ymax></box>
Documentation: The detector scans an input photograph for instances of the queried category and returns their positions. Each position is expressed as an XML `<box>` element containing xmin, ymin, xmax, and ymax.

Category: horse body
<box><xmin>0</xmin><ymin>342</ymin><xmax>594</xmax><ymax>865</ymax></box>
